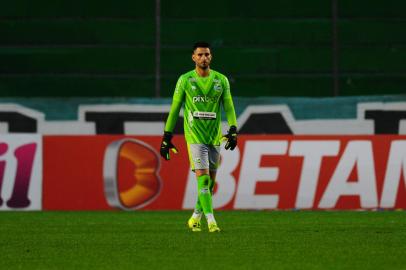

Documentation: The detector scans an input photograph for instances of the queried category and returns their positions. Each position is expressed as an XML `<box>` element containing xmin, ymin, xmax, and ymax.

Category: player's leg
<box><xmin>195</xmin><ymin>168</ymin><xmax>218</xmax><ymax>229</ymax></box>
<box><xmin>186</xmin><ymin>143</ymin><xmax>204</xmax><ymax>225</ymax></box>
<box><xmin>187</xmin><ymin>168</ymin><xmax>208</xmax><ymax>232</ymax></box>
<box><xmin>188</xmin><ymin>144</ymin><xmax>219</xmax><ymax>232</ymax></box>
<box><xmin>208</xmin><ymin>144</ymin><xmax>220</xmax><ymax>193</ymax></box>
<box><xmin>187</xmin><ymin>144</ymin><xmax>214</xmax><ymax>231</ymax></box>
<box><xmin>192</xmin><ymin>168</ymin><xmax>216</xmax><ymax>217</ymax></box>
<box><xmin>209</xmin><ymin>171</ymin><xmax>216</xmax><ymax>195</ymax></box>
<box><xmin>189</xmin><ymin>145</ymin><xmax>219</xmax><ymax>220</ymax></box>
<box><xmin>206</xmin><ymin>145</ymin><xmax>221</xmax><ymax>232</ymax></box>
<box><xmin>187</xmin><ymin>169</ymin><xmax>209</xmax><ymax>232</ymax></box>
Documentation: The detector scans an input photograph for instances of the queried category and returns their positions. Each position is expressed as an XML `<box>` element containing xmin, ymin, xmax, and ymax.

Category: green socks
<box><xmin>194</xmin><ymin>177</ymin><xmax>215</xmax><ymax>214</ymax></box>
<box><xmin>197</xmin><ymin>175</ymin><xmax>214</xmax><ymax>215</ymax></box>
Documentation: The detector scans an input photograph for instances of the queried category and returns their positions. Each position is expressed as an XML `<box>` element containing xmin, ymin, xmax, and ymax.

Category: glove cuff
<box><xmin>228</xmin><ymin>126</ymin><xmax>237</xmax><ymax>134</ymax></box>
<box><xmin>163</xmin><ymin>131</ymin><xmax>173</xmax><ymax>141</ymax></box>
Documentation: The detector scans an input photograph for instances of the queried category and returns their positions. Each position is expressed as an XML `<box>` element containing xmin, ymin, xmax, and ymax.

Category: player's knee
<box><xmin>198</xmin><ymin>174</ymin><xmax>210</xmax><ymax>190</ymax></box>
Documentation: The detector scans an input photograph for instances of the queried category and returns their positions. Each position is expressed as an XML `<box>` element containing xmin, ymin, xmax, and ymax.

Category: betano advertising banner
<box><xmin>43</xmin><ymin>135</ymin><xmax>406</xmax><ymax>210</ymax></box>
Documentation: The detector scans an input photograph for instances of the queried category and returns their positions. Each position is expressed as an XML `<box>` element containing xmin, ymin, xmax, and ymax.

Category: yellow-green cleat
<box><xmin>187</xmin><ymin>217</ymin><xmax>201</xmax><ymax>232</ymax></box>
<box><xmin>208</xmin><ymin>222</ymin><xmax>221</xmax><ymax>233</ymax></box>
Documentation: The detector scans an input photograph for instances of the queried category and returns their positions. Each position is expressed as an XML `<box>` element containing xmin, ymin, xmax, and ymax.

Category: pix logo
<box><xmin>103</xmin><ymin>139</ymin><xmax>161</xmax><ymax>210</ymax></box>
<box><xmin>192</xmin><ymin>95</ymin><xmax>217</xmax><ymax>104</ymax></box>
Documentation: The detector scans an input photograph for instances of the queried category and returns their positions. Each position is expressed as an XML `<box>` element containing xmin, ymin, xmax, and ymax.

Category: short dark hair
<box><xmin>193</xmin><ymin>41</ymin><xmax>210</xmax><ymax>52</ymax></box>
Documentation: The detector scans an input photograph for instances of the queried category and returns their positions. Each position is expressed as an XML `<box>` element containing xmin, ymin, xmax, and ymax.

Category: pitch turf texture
<box><xmin>1</xmin><ymin>211</ymin><xmax>405</xmax><ymax>270</ymax></box>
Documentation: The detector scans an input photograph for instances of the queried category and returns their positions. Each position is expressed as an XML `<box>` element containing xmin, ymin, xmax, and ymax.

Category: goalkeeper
<box><xmin>160</xmin><ymin>41</ymin><xmax>238</xmax><ymax>233</ymax></box>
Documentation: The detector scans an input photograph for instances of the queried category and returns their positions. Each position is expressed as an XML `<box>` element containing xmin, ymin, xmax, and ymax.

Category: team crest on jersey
<box><xmin>189</xmin><ymin>78</ymin><xmax>197</xmax><ymax>83</ymax></box>
<box><xmin>191</xmin><ymin>85</ymin><xmax>196</xmax><ymax>90</ymax></box>
<box><xmin>214</xmin><ymin>84</ymin><xmax>222</xmax><ymax>91</ymax></box>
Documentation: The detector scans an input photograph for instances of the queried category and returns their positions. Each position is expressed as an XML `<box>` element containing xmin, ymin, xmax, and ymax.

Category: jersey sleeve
<box><xmin>222</xmin><ymin>76</ymin><xmax>238</xmax><ymax>127</ymax></box>
<box><xmin>164</xmin><ymin>76</ymin><xmax>185</xmax><ymax>132</ymax></box>
<box><xmin>173</xmin><ymin>75</ymin><xmax>186</xmax><ymax>102</ymax></box>
<box><xmin>222</xmin><ymin>76</ymin><xmax>232</xmax><ymax>100</ymax></box>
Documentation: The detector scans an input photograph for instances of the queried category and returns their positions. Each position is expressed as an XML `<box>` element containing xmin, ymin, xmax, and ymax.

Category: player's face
<box><xmin>192</xmin><ymin>47</ymin><xmax>212</xmax><ymax>70</ymax></box>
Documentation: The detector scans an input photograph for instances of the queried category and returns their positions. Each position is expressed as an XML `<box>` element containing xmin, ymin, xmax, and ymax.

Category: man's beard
<box><xmin>199</xmin><ymin>63</ymin><xmax>209</xmax><ymax>70</ymax></box>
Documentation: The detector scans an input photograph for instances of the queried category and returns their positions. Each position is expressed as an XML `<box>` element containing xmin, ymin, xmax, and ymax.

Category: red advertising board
<box><xmin>43</xmin><ymin>136</ymin><xmax>188</xmax><ymax>210</ymax></box>
<box><xmin>43</xmin><ymin>135</ymin><xmax>406</xmax><ymax>210</ymax></box>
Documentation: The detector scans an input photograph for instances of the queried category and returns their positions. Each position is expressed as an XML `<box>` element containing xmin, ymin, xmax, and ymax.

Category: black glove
<box><xmin>160</xmin><ymin>131</ymin><xmax>178</xmax><ymax>160</ymax></box>
<box><xmin>224</xmin><ymin>126</ymin><xmax>237</xmax><ymax>150</ymax></box>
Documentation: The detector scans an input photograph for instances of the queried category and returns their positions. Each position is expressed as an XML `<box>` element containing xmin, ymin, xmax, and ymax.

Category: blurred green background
<box><xmin>0</xmin><ymin>0</ymin><xmax>405</xmax><ymax>97</ymax></box>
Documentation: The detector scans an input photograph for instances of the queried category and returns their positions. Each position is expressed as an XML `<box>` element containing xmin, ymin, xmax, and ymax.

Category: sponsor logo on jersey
<box><xmin>193</xmin><ymin>111</ymin><xmax>217</xmax><ymax>119</ymax></box>
<box><xmin>192</xmin><ymin>95</ymin><xmax>217</xmax><ymax>104</ymax></box>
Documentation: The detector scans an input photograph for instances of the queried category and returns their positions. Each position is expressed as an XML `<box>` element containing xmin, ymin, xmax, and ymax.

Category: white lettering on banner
<box><xmin>213</xmin><ymin>146</ymin><xmax>240</xmax><ymax>208</ymax></box>
<box><xmin>182</xmin><ymin>171</ymin><xmax>198</xmax><ymax>209</ymax></box>
<box><xmin>289</xmin><ymin>141</ymin><xmax>340</xmax><ymax>208</ymax></box>
<box><xmin>235</xmin><ymin>141</ymin><xmax>288</xmax><ymax>209</ymax></box>
<box><xmin>319</xmin><ymin>141</ymin><xmax>378</xmax><ymax>208</ymax></box>
<box><xmin>182</xmin><ymin>144</ymin><xmax>240</xmax><ymax>209</ymax></box>
<box><xmin>380</xmin><ymin>141</ymin><xmax>406</xmax><ymax>208</ymax></box>
<box><xmin>180</xmin><ymin>138</ymin><xmax>406</xmax><ymax>210</ymax></box>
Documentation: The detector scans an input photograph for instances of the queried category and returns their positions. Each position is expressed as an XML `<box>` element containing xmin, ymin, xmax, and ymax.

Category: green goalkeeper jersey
<box><xmin>164</xmin><ymin>69</ymin><xmax>237</xmax><ymax>145</ymax></box>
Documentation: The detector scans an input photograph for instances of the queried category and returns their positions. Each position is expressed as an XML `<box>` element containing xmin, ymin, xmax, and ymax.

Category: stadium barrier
<box><xmin>0</xmin><ymin>96</ymin><xmax>405</xmax><ymax>211</ymax></box>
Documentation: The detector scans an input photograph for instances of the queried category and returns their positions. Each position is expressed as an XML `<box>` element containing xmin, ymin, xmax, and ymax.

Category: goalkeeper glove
<box><xmin>160</xmin><ymin>131</ymin><xmax>178</xmax><ymax>160</ymax></box>
<box><xmin>224</xmin><ymin>125</ymin><xmax>237</xmax><ymax>150</ymax></box>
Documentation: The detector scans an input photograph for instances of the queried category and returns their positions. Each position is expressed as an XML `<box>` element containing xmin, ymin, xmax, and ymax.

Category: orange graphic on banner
<box><xmin>104</xmin><ymin>139</ymin><xmax>161</xmax><ymax>210</ymax></box>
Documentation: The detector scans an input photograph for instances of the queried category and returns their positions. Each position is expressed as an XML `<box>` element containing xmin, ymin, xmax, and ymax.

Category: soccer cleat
<box><xmin>208</xmin><ymin>222</ymin><xmax>221</xmax><ymax>233</ymax></box>
<box><xmin>187</xmin><ymin>217</ymin><xmax>201</xmax><ymax>232</ymax></box>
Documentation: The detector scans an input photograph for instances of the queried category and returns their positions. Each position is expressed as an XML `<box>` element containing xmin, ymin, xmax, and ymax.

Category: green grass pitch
<box><xmin>0</xmin><ymin>211</ymin><xmax>405</xmax><ymax>269</ymax></box>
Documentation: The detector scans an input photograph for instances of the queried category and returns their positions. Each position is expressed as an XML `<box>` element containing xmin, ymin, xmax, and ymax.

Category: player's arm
<box><xmin>164</xmin><ymin>99</ymin><xmax>182</xmax><ymax>133</ymax></box>
<box><xmin>160</xmin><ymin>76</ymin><xmax>185</xmax><ymax>160</ymax></box>
<box><xmin>222</xmin><ymin>76</ymin><xmax>238</xmax><ymax>150</ymax></box>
